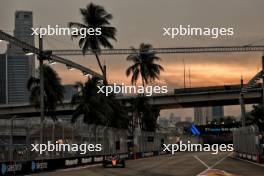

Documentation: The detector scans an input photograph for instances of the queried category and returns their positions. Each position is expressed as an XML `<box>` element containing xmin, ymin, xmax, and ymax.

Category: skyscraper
<box><xmin>212</xmin><ymin>106</ymin><xmax>224</xmax><ymax>119</ymax></box>
<box><xmin>0</xmin><ymin>54</ymin><xmax>7</xmax><ymax>104</ymax></box>
<box><xmin>194</xmin><ymin>106</ymin><xmax>224</xmax><ymax>125</ymax></box>
<box><xmin>194</xmin><ymin>107</ymin><xmax>211</xmax><ymax>125</ymax></box>
<box><xmin>0</xmin><ymin>11</ymin><xmax>35</xmax><ymax>104</ymax></box>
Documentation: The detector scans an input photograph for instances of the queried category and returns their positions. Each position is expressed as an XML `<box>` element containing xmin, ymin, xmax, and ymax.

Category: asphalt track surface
<box><xmin>33</xmin><ymin>152</ymin><xmax>264</xmax><ymax>176</ymax></box>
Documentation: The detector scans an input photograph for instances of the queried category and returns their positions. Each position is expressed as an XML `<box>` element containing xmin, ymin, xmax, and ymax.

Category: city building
<box><xmin>194</xmin><ymin>107</ymin><xmax>209</xmax><ymax>125</ymax></box>
<box><xmin>157</xmin><ymin>117</ymin><xmax>169</xmax><ymax>128</ymax></box>
<box><xmin>194</xmin><ymin>106</ymin><xmax>224</xmax><ymax>125</ymax></box>
<box><xmin>0</xmin><ymin>11</ymin><xmax>35</xmax><ymax>104</ymax></box>
<box><xmin>168</xmin><ymin>113</ymin><xmax>181</xmax><ymax>127</ymax></box>
<box><xmin>185</xmin><ymin>117</ymin><xmax>193</xmax><ymax>123</ymax></box>
<box><xmin>158</xmin><ymin>113</ymin><xmax>182</xmax><ymax>128</ymax></box>
<box><xmin>212</xmin><ymin>106</ymin><xmax>224</xmax><ymax>119</ymax></box>
<box><xmin>0</xmin><ymin>54</ymin><xmax>7</xmax><ymax>104</ymax></box>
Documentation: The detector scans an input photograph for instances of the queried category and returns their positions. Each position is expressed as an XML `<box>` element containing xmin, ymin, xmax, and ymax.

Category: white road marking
<box><xmin>60</xmin><ymin>164</ymin><xmax>102</xmax><ymax>172</ymax></box>
<box><xmin>210</xmin><ymin>152</ymin><xmax>232</xmax><ymax>168</ymax></box>
<box><xmin>195</xmin><ymin>152</ymin><xmax>232</xmax><ymax>176</ymax></box>
<box><xmin>194</xmin><ymin>155</ymin><xmax>210</xmax><ymax>169</ymax></box>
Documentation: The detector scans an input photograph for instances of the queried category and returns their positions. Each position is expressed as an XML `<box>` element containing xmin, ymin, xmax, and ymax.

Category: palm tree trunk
<box><xmin>141</xmin><ymin>76</ymin><xmax>145</xmax><ymax>96</ymax></box>
<box><xmin>95</xmin><ymin>53</ymin><xmax>104</xmax><ymax>74</ymax></box>
<box><xmin>95</xmin><ymin>53</ymin><xmax>108</xmax><ymax>84</ymax></box>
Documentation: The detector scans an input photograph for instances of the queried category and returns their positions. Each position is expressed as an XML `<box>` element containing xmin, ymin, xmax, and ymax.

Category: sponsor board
<box><xmin>65</xmin><ymin>159</ymin><xmax>78</xmax><ymax>166</ymax></box>
<box><xmin>94</xmin><ymin>156</ymin><xmax>103</xmax><ymax>162</ymax></box>
<box><xmin>1</xmin><ymin>163</ymin><xmax>22</xmax><ymax>175</ymax></box>
<box><xmin>31</xmin><ymin>161</ymin><xmax>48</xmax><ymax>172</ymax></box>
<box><xmin>81</xmin><ymin>157</ymin><xmax>92</xmax><ymax>164</ymax></box>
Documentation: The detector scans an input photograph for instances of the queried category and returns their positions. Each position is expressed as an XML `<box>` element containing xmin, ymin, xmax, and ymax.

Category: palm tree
<box><xmin>69</xmin><ymin>3</ymin><xmax>117</xmax><ymax>82</ymax></box>
<box><xmin>132</xmin><ymin>96</ymin><xmax>159</xmax><ymax>132</ymax></box>
<box><xmin>126</xmin><ymin>43</ymin><xmax>163</xmax><ymax>132</ymax></box>
<box><xmin>247</xmin><ymin>104</ymin><xmax>264</xmax><ymax>131</ymax></box>
<box><xmin>71</xmin><ymin>77</ymin><xmax>111</xmax><ymax>125</ymax></box>
<box><xmin>126</xmin><ymin>43</ymin><xmax>164</xmax><ymax>87</ymax></box>
<box><xmin>71</xmin><ymin>77</ymin><xmax>129</xmax><ymax>129</ymax></box>
<box><xmin>27</xmin><ymin>64</ymin><xmax>64</xmax><ymax>120</ymax></box>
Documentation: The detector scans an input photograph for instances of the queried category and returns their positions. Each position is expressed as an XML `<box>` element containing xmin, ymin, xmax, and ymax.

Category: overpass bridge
<box><xmin>120</xmin><ymin>85</ymin><xmax>262</xmax><ymax>109</ymax></box>
<box><xmin>0</xmin><ymin>84</ymin><xmax>262</xmax><ymax>117</ymax></box>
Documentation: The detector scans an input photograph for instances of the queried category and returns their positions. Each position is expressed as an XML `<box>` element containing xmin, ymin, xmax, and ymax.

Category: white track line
<box><xmin>194</xmin><ymin>155</ymin><xmax>210</xmax><ymax>169</ymax></box>
<box><xmin>210</xmin><ymin>152</ymin><xmax>232</xmax><ymax>168</ymax></box>
<box><xmin>59</xmin><ymin>164</ymin><xmax>102</xmax><ymax>172</ymax></box>
<box><xmin>195</xmin><ymin>152</ymin><xmax>232</xmax><ymax>176</ymax></box>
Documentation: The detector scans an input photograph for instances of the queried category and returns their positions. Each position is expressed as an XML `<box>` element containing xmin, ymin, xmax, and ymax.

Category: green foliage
<box><xmin>69</xmin><ymin>3</ymin><xmax>117</xmax><ymax>77</ymax></box>
<box><xmin>71</xmin><ymin>77</ymin><xmax>129</xmax><ymax>129</ymax></box>
<box><xmin>126</xmin><ymin>43</ymin><xmax>164</xmax><ymax>85</ymax></box>
<box><xmin>247</xmin><ymin>104</ymin><xmax>264</xmax><ymax>131</ymax></box>
<box><xmin>132</xmin><ymin>96</ymin><xmax>160</xmax><ymax>132</ymax></box>
<box><xmin>126</xmin><ymin>43</ymin><xmax>163</xmax><ymax>131</ymax></box>
<box><xmin>27</xmin><ymin>64</ymin><xmax>64</xmax><ymax>120</ymax></box>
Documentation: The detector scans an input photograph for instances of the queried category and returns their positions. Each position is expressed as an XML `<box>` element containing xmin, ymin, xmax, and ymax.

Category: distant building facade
<box><xmin>0</xmin><ymin>11</ymin><xmax>35</xmax><ymax>104</ymax></box>
<box><xmin>185</xmin><ymin>117</ymin><xmax>193</xmax><ymax>123</ymax></box>
<box><xmin>212</xmin><ymin>106</ymin><xmax>224</xmax><ymax>119</ymax></box>
<box><xmin>194</xmin><ymin>106</ymin><xmax>224</xmax><ymax>125</ymax></box>
<box><xmin>0</xmin><ymin>54</ymin><xmax>7</xmax><ymax>104</ymax></box>
<box><xmin>158</xmin><ymin>113</ymin><xmax>182</xmax><ymax>128</ymax></box>
<box><xmin>157</xmin><ymin>118</ymin><xmax>169</xmax><ymax>128</ymax></box>
<box><xmin>168</xmin><ymin>113</ymin><xmax>181</xmax><ymax>127</ymax></box>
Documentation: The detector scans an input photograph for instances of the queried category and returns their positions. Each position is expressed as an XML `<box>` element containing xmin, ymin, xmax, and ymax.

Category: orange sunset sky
<box><xmin>1</xmin><ymin>0</ymin><xmax>264</xmax><ymax>118</ymax></box>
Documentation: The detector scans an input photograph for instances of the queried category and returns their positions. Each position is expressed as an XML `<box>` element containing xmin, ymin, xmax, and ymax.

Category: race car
<box><xmin>103</xmin><ymin>155</ymin><xmax>126</xmax><ymax>168</ymax></box>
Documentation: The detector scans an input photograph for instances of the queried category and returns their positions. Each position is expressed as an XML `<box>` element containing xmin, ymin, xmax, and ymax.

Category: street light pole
<box><xmin>240</xmin><ymin>77</ymin><xmax>246</xmax><ymax>127</ymax></box>
<box><xmin>39</xmin><ymin>35</ymin><xmax>45</xmax><ymax>144</ymax></box>
<box><xmin>9</xmin><ymin>116</ymin><xmax>15</xmax><ymax>161</ymax></box>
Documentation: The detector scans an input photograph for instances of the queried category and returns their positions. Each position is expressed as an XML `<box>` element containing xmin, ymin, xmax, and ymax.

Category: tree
<box><xmin>126</xmin><ymin>43</ymin><xmax>163</xmax><ymax>132</ymax></box>
<box><xmin>108</xmin><ymin>96</ymin><xmax>130</xmax><ymax>129</ymax></box>
<box><xmin>71</xmin><ymin>77</ymin><xmax>129</xmax><ymax>129</ymax></box>
<box><xmin>71</xmin><ymin>77</ymin><xmax>110</xmax><ymax>125</ymax></box>
<box><xmin>132</xmin><ymin>96</ymin><xmax>159</xmax><ymax>132</ymax></box>
<box><xmin>247</xmin><ymin>104</ymin><xmax>264</xmax><ymax>131</ymax></box>
<box><xmin>27</xmin><ymin>64</ymin><xmax>64</xmax><ymax>120</ymax></box>
<box><xmin>126</xmin><ymin>43</ymin><xmax>164</xmax><ymax>87</ymax></box>
<box><xmin>69</xmin><ymin>3</ymin><xmax>117</xmax><ymax>82</ymax></box>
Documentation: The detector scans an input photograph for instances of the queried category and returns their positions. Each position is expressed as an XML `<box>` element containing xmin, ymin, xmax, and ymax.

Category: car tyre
<box><xmin>122</xmin><ymin>161</ymin><xmax>126</xmax><ymax>168</ymax></box>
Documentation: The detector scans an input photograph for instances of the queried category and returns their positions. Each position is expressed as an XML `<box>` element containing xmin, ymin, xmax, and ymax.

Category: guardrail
<box><xmin>0</xmin><ymin>150</ymin><xmax>166</xmax><ymax>175</ymax></box>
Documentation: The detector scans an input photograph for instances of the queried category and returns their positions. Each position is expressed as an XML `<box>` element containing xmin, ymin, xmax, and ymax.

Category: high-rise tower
<box><xmin>0</xmin><ymin>11</ymin><xmax>35</xmax><ymax>104</ymax></box>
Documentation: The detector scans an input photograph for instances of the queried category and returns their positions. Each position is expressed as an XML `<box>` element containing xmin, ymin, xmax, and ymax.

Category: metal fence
<box><xmin>233</xmin><ymin>125</ymin><xmax>263</xmax><ymax>162</ymax></box>
<box><xmin>0</xmin><ymin>116</ymin><xmax>168</xmax><ymax>162</ymax></box>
